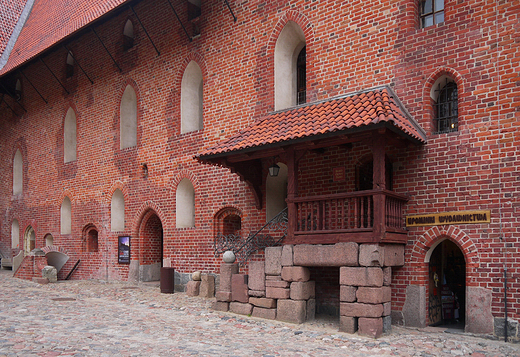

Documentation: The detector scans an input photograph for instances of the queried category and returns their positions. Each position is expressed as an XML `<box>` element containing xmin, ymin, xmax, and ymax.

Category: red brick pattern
<box><xmin>0</xmin><ymin>0</ymin><xmax>28</xmax><ymax>55</ymax></box>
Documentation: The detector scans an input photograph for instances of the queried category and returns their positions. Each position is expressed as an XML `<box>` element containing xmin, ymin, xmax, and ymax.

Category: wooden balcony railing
<box><xmin>286</xmin><ymin>189</ymin><xmax>408</xmax><ymax>244</ymax></box>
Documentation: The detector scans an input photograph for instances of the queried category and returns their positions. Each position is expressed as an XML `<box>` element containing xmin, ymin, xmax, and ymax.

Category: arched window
<box><xmin>180</xmin><ymin>61</ymin><xmax>203</xmax><ymax>134</ymax></box>
<box><xmin>45</xmin><ymin>234</ymin><xmax>54</xmax><ymax>247</ymax></box>
<box><xmin>64</xmin><ymin>107</ymin><xmax>77</xmax><ymax>163</ymax></box>
<box><xmin>187</xmin><ymin>0</ymin><xmax>201</xmax><ymax>20</ymax></box>
<box><xmin>176</xmin><ymin>178</ymin><xmax>195</xmax><ymax>228</ymax></box>
<box><xmin>11</xmin><ymin>219</ymin><xmax>19</xmax><ymax>249</ymax></box>
<box><xmin>274</xmin><ymin>21</ymin><xmax>306</xmax><ymax>111</ymax></box>
<box><xmin>61</xmin><ymin>197</ymin><xmax>72</xmax><ymax>234</ymax></box>
<box><xmin>214</xmin><ymin>207</ymin><xmax>242</xmax><ymax>237</ymax></box>
<box><xmin>431</xmin><ymin>76</ymin><xmax>458</xmax><ymax>134</ymax></box>
<box><xmin>111</xmin><ymin>189</ymin><xmax>125</xmax><ymax>232</ymax></box>
<box><xmin>87</xmin><ymin>228</ymin><xmax>98</xmax><ymax>252</ymax></box>
<box><xmin>266</xmin><ymin>162</ymin><xmax>288</xmax><ymax>221</ymax></box>
<box><xmin>15</xmin><ymin>79</ymin><xmax>22</xmax><ymax>101</ymax></box>
<box><xmin>120</xmin><ymin>85</ymin><xmax>137</xmax><ymax>149</ymax></box>
<box><xmin>24</xmin><ymin>226</ymin><xmax>35</xmax><ymax>254</ymax></box>
<box><xmin>66</xmin><ymin>51</ymin><xmax>74</xmax><ymax>78</ymax></box>
<box><xmin>13</xmin><ymin>149</ymin><xmax>22</xmax><ymax>195</ymax></box>
<box><xmin>123</xmin><ymin>19</ymin><xmax>134</xmax><ymax>50</ymax></box>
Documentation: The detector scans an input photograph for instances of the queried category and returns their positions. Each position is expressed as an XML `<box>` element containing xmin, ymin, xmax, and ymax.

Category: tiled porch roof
<box><xmin>197</xmin><ymin>86</ymin><xmax>426</xmax><ymax>160</ymax></box>
<box><xmin>0</xmin><ymin>0</ymin><xmax>130</xmax><ymax>75</ymax></box>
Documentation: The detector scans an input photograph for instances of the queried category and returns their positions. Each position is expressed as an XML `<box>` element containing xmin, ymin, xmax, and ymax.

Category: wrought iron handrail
<box><xmin>214</xmin><ymin>207</ymin><xmax>288</xmax><ymax>264</ymax></box>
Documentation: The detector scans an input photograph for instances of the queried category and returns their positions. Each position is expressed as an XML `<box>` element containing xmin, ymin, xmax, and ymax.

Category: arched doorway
<box><xmin>24</xmin><ymin>226</ymin><xmax>35</xmax><ymax>255</ymax></box>
<box><xmin>427</xmin><ymin>239</ymin><xmax>466</xmax><ymax>328</ymax></box>
<box><xmin>139</xmin><ymin>211</ymin><xmax>163</xmax><ymax>282</ymax></box>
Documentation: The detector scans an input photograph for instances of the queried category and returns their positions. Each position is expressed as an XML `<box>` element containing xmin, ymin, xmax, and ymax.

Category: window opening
<box><xmin>434</xmin><ymin>81</ymin><xmax>458</xmax><ymax>134</ymax></box>
<box><xmin>87</xmin><ymin>229</ymin><xmax>98</xmax><ymax>252</ymax></box>
<box><xmin>420</xmin><ymin>0</ymin><xmax>444</xmax><ymax>28</ymax></box>
<box><xmin>45</xmin><ymin>234</ymin><xmax>54</xmax><ymax>247</ymax></box>
<box><xmin>214</xmin><ymin>207</ymin><xmax>242</xmax><ymax>238</ymax></box>
<box><xmin>120</xmin><ymin>85</ymin><xmax>137</xmax><ymax>149</ymax></box>
<box><xmin>61</xmin><ymin>197</ymin><xmax>72</xmax><ymax>234</ymax></box>
<box><xmin>66</xmin><ymin>51</ymin><xmax>74</xmax><ymax>78</ymax></box>
<box><xmin>11</xmin><ymin>219</ymin><xmax>19</xmax><ymax>249</ymax></box>
<box><xmin>297</xmin><ymin>47</ymin><xmax>306</xmax><ymax>105</ymax></box>
<box><xmin>13</xmin><ymin>149</ymin><xmax>22</xmax><ymax>195</ymax></box>
<box><xmin>64</xmin><ymin>107</ymin><xmax>77</xmax><ymax>163</ymax></box>
<box><xmin>15</xmin><ymin>79</ymin><xmax>22</xmax><ymax>101</ymax></box>
<box><xmin>24</xmin><ymin>226</ymin><xmax>35</xmax><ymax>255</ymax></box>
<box><xmin>176</xmin><ymin>178</ymin><xmax>195</xmax><ymax>228</ymax></box>
<box><xmin>123</xmin><ymin>20</ymin><xmax>134</xmax><ymax>50</ymax></box>
<box><xmin>187</xmin><ymin>0</ymin><xmax>201</xmax><ymax>20</ymax></box>
<box><xmin>111</xmin><ymin>189</ymin><xmax>125</xmax><ymax>232</ymax></box>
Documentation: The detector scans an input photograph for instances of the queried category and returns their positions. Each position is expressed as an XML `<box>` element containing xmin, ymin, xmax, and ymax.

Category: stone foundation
<box><xmin>214</xmin><ymin>243</ymin><xmax>404</xmax><ymax>338</ymax></box>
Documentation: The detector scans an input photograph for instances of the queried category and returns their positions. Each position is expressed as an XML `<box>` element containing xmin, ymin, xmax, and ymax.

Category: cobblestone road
<box><xmin>0</xmin><ymin>270</ymin><xmax>519</xmax><ymax>356</ymax></box>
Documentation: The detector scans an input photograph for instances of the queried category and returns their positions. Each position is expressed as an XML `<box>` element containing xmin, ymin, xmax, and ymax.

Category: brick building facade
<box><xmin>0</xmin><ymin>0</ymin><xmax>518</xmax><ymax>339</ymax></box>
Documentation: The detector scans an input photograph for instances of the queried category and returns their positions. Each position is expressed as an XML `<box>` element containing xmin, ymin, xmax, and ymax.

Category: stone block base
<box><xmin>229</xmin><ymin>302</ymin><xmax>253</xmax><ymax>315</ymax></box>
<box><xmin>339</xmin><ymin>316</ymin><xmax>358</xmax><ymax>334</ymax></box>
<box><xmin>358</xmin><ymin>317</ymin><xmax>383</xmax><ymax>338</ymax></box>
<box><xmin>252</xmin><ymin>307</ymin><xmax>276</xmax><ymax>320</ymax></box>
<box><xmin>186</xmin><ymin>281</ymin><xmax>201</xmax><ymax>297</ymax></box>
<box><xmin>212</xmin><ymin>301</ymin><xmax>229</xmax><ymax>312</ymax></box>
<box><xmin>276</xmin><ymin>299</ymin><xmax>306</xmax><ymax>324</ymax></box>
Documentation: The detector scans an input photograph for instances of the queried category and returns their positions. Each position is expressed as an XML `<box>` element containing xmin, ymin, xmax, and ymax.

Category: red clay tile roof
<box><xmin>0</xmin><ymin>0</ymin><xmax>130</xmax><ymax>75</ymax></box>
<box><xmin>0</xmin><ymin>0</ymin><xmax>29</xmax><ymax>56</ymax></box>
<box><xmin>198</xmin><ymin>87</ymin><xmax>426</xmax><ymax>159</ymax></box>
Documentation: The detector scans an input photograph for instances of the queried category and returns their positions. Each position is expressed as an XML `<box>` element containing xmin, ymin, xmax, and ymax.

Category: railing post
<box><xmin>373</xmin><ymin>191</ymin><xmax>386</xmax><ymax>240</ymax></box>
<box><xmin>286</xmin><ymin>148</ymin><xmax>298</xmax><ymax>239</ymax></box>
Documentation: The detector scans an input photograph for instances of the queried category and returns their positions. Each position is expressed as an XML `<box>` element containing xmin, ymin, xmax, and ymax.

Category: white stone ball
<box><xmin>223</xmin><ymin>250</ymin><xmax>236</xmax><ymax>263</ymax></box>
<box><xmin>192</xmin><ymin>271</ymin><xmax>202</xmax><ymax>281</ymax></box>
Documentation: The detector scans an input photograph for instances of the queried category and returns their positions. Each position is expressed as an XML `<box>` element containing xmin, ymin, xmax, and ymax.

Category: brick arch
<box><xmin>213</xmin><ymin>206</ymin><xmax>243</xmax><ymax>239</ymax></box>
<box><xmin>131</xmin><ymin>200</ymin><xmax>166</xmax><ymax>239</ymax></box>
<box><xmin>133</xmin><ymin>204</ymin><xmax>164</xmax><ymax>270</ymax></box>
<box><xmin>176</xmin><ymin>51</ymin><xmax>208</xmax><ymax>85</ymax></box>
<box><xmin>107</xmin><ymin>180</ymin><xmax>129</xmax><ymax>204</ymax></box>
<box><xmin>171</xmin><ymin>169</ymin><xmax>200</xmax><ymax>193</ymax></box>
<box><xmin>410</xmin><ymin>226</ymin><xmax>479</xmax><ymax>266</ymax></box>
<box><xmin>59</xmin><ymin>189</ymin><xmax>75</xmax><ymax>205</ymax></box>
<box><xmin>116</xmin><ymin>78</ymin><xmax>141</xmax><ymax>148</ymax></box>
<box><xmin>260</xmin><ymin>10</ymin><xmax>316</xmax><ymax>110</ymax></box>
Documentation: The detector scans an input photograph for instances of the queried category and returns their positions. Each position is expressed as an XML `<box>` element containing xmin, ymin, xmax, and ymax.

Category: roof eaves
<box><xmin>0</xmin><ymin>0</ymin><xmax>35</xmax><ymax>71</ymax></box>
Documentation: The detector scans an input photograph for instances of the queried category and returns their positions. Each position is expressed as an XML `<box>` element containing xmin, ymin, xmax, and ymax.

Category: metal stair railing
<box><xmin>214</xmin><ymin>207</ymin><xmax>288</xmax><ymax>264</ymax></box>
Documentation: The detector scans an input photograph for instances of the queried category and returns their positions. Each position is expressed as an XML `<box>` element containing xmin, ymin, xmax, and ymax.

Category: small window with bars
<box><xmin>297</xmin><ymin>46</ymin><xmax>306</xmax><ymax>105</ymax></box>
<box><xmin>434</xmin><ymin>81</ymin><xmax>458</xmax><ymax>134</ymax></box>
<box><xmin>420</xmin><ymin>0</ymin><xmax>444</xmax><ymax>28</ymax></box>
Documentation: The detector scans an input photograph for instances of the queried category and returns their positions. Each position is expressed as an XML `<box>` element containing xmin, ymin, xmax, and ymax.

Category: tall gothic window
<box><xmin>297</xmin><ymin>47</ymin><xmax>306</xmax><ymax>105</ymax></box>
<box><xmin>435</xmin><ymin>81</ymin><xmax>458</xmax><ymax>134</ymax></box>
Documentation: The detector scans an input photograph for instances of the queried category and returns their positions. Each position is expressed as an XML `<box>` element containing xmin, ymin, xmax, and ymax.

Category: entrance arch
<box><xmin>23</xmin><ymin>226</ymin><xmax>35</xmax><ymax>255</ymax></box>
<box><xmin>137</xmin><ymin>209</ymin><xmax>164</xmax><ymax>282</ymax></box>
<box><xmin>427</xmin><ymin>238</ymin><xmax>465</xmax><ymax>327</ymax></box>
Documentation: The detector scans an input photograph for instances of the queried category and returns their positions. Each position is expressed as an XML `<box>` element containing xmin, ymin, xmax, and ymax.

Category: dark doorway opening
<box><xmin>309</xmin><ymin>267</ymin><xmax>340</xmax><ymax>327</ymax></box>
<box><xmin>428</xmin><ymin>239</ymin><xmax>465</xmax><ymax>329</ymax></box>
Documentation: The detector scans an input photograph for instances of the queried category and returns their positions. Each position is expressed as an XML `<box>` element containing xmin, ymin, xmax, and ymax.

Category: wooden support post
<box><xmin>286</xmin><ymin>148</ymin><xmax>298</xmax><ymax>239</ymax></box>
<box><xmin>372</xmin><ymin>132</ymin><xmax>387</xmax><ymax>240</ymax></box>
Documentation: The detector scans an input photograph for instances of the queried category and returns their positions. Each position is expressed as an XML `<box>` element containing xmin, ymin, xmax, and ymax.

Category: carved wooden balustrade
<box><xmin>286</xmin><ymin>189</ymin><xmax>408</xmax><ymax>244</ymax></box>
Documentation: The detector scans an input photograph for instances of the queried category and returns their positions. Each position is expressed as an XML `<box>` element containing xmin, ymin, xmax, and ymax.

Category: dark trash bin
<box><xmin>160</xmin><ymin>267</ymin><xmax>175</xmax><ymax>294</ymax></box>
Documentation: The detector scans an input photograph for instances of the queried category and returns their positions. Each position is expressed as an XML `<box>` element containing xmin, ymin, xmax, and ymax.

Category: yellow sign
<box><xmin>406</xmin><ymin>210</ymin><xmax>491</xmax><ymax>227</ymax></box>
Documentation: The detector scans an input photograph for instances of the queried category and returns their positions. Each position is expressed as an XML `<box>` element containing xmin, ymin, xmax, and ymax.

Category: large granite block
<box><xmin>265</xmin><ymin>247</ymin><xmax>283</xmax><ymax>275</ymax></box>
<box><xmin>199</xmin><ymin>275</ymin><xmax>215</xmax><ymax>298</ymax></box>
<box><xmin>248</xmin><ymin>261</ymin><xmax>265</xmax><ymax>291</ymax></box>
<box><xmin>359</xmin><ymin>244</ymin><xmax>384</xmax><ymax>267</ymax></box>
<box><xmin>281</xmin><ymin>245</ymin><xmax>294</xmax><ymax>266</ymax></box>
<box><xmin>252</xmin><ymin>307</ymin><xmax>276</xmax><ymax>320</ymax></box>
<box><xmin>339</xmin><ymin>316</ymin><xmax>358</xmax><ymax>334</ymax></box>
<box><xmin>293</xmin><ymin>243</ymin><xmax>358</xmax><ymax>267</ymax></box>
<box><xmin>340</xmin><ymin>303</ymin><xmax>383</xmax><ymax>318</ymax></box>
<box><xmin>186</xmin><ymin>281</ymin><xmax>201</xmax><ymax>296</ymax></box>
<box><xmin>231</xmin><ymin>274</ymin><xmax>249</xmax><ymax>303</ymax></box>
<box><xmin>358</xmin><ymin>317</ymin><xmax>383</xmax><ymax>338</ymax></box>
<box><xmin>383</xmin><ymin>244</ymin><xmax>405</xmax><ymax>267</ymax></box>
<box><xmin>356</xmin><ymin>286</ymin><xmax>391</xmax><ymax>304</ymax></box>
<box><xmin>229</xmin><ymin>302</ymin><xmax>253</xmax><ymax>315</ymax></box>
<box><xmin>266</xmin><ymin>287</ymin><xmax>290</xmax><ymax>299</ymax></box>
<box><xmin>249</xmin><ymin>297</ymin><xmax>277</xmax><ymax>309</ymax></box>
<box><xmin>340</xmin><ymin>285</ymin><xmax>357</xmax><ymax>302</ymax></box>
<box><xmin>220</xmin><ymin>263</ymin><xmax>239</xmax><ymax>292</ymax></box>
<box><xmin>340</xmin><ymin>267</ymin><xmax>383</xmax><ymax>287</ymax></box>
<box><xmin>276</xmin><ymin>299</ymin><xmax>306</xmax><ymax>324</ymax></box>
<box><xmin>281</xmin><ymin>266</ymin><xmax>310</xmax><ymax>282</ymax></box>
<box><xmin>290</xmin><ymin>281</ymin><xmax>315</xmax><ymax>300</ymax></box>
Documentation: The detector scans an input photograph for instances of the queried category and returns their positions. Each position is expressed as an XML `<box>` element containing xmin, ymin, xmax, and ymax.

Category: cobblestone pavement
<box><xmin>0</xmin><ymin>270</ymin><xmax>519</xmax><ymax>357</ymax></box>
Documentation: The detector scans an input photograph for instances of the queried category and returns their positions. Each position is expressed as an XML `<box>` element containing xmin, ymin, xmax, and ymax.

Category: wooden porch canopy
<box><xmin>196</xmin><ymin>86</ymin><xmax>427</xmax><ymax>243</ymax></box>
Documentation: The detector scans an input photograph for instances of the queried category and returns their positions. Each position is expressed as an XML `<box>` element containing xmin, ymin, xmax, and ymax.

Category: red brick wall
<box><xmin>0</xmin><ymin>0</ymin><xmax>518</xmax><ymax>324</ymax></box>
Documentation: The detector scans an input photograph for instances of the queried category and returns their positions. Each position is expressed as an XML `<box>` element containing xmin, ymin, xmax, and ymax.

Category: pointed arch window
<box><xmin>274</xmin><ymin>21</ymin><xmax>306</xmax><ymax>111</ymax></box>
<box><xmin>176</xmin><ymin>178</ymin><xmax>195</xmax><ymax>228</ymax></box>
<box><xmin>123</xmin><ymin>19</ymin><xmax>134</xmax><ymax>50</ymax></box>
<box><xmin>61</xmin><ymin>197</ymin><xmax>72</xmax><ymax>234</ymax></box>
<box><xmin>64</xmin><ymin>108</ymin><xmax>77</xmax><ymax>163</ymax></box>
<box><xmin>13</xmin><ymin>149</ymin><xmax>22</xmax><ymax>195</ymax></box>
<box><xmin>120</xmin><ymin>85</ymin><xmax>137</xmax><ymax>149</ymax></box>
<box><xmin>66</xmin><ymin>51</ymin><xmax>74</xmax><ymax>78</ymax></box>
<box><xmin>11</xmin><ymin>219</ymin><xmax>19</xmax><ymax>249</ymax></box>
<box><xmin>15</xmin><ymin>79</ymin><xmax>22</xmax><ymax>101</ymax></box>
<box><xmin>433</xmin><ymin>79</ymin><xmax>458</xmax><ymax>134</ymax></box>
<box><xmin>111</xmin><ymin>189</ymin><xmax>125</xmax><ymax>232</ymax></box>
<box><xmin>181</xmin><ymin>61</ymin><xmax>203</xmax><ymax>134</ymax></box>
